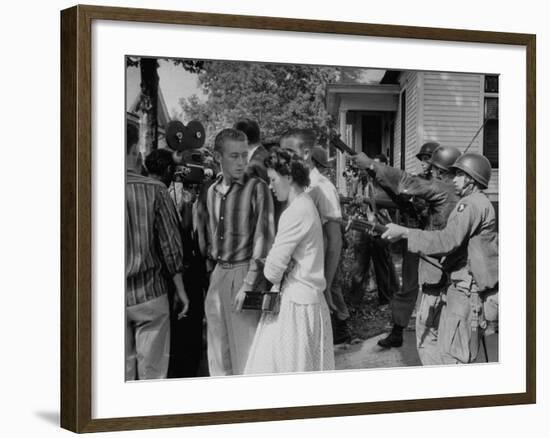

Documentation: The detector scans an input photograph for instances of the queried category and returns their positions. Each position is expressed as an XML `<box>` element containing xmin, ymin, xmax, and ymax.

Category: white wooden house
<box><xmin>326</xmin><ymin>70</ymin><xmax>499</xmax><ymax>205</ymax></box>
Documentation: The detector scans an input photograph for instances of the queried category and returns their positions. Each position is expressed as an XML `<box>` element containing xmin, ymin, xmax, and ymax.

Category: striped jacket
<box><xmin>126</xmin><ymin>170</ymin><xmax>184</xmax><ymax>306</ymax></box>
<box><xmin>206</xmin><ymin>174</ymin><xmax>275</xmax><ymax>288</ymax></box>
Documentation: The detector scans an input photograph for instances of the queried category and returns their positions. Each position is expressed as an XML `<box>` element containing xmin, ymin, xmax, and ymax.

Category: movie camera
<box><xmin>165</xmin><ymin>120</ymin><xmax>215</xmax><ymax>185</ymax></box>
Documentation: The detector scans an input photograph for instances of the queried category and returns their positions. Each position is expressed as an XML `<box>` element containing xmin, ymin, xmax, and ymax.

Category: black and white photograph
<box><xmin>3</xmin><ymin>0</ymin><xmax>546</xmax><ymax>435</ymax></box>
<box><xmin>125</xmin><ymin>56</ymin><xmax>499</xmax><ymax>380</ymax></box>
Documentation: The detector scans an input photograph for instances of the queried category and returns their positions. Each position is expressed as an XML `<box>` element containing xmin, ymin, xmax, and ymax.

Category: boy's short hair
<box><xmin>214</xmin><ymin>128</ymin><xmax>247</xmax><ymax>154</ymax></box>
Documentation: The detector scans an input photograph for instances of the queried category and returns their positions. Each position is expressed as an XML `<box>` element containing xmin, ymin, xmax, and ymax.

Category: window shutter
<box><xmin>485</xmin><ymin>97</ymin><xmax>499</xmax><ymax>120</ymax></box>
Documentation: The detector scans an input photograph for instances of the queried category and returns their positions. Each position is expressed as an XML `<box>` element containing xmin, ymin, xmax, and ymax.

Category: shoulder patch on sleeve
<box><xmin>457</xmin><ymin>203</ymin><xmax>466</xmax><ymax>212</ymax></box>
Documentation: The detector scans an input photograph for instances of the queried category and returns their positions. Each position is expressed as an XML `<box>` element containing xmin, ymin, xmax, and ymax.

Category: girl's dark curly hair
<box><xmin>264</xmin><ymin>147</ymin><xmax>310</xmax><ymax>188</ymax></box>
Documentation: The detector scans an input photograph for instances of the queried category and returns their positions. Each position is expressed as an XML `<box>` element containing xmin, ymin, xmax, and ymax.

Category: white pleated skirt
<box><xmin>244</xmin><ymin>287</ymin><xmax>335</xmax><ymax>375</ymax></box>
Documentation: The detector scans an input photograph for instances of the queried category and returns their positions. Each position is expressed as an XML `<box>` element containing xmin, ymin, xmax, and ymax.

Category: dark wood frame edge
<box><xmin>60</xmin><ymin>4</ymin><xmax>537</xmax><ymax>433</ymax></box>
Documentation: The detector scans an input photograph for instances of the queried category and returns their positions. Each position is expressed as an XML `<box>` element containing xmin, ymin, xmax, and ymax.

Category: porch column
<box><xmin>336</xmin><ymin>110</ymin><xmax>348</xmax><ymax>195</ymax></box>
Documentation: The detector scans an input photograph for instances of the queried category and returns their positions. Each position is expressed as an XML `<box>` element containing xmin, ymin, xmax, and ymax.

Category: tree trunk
<box><xmin>140</xmin><ymin>57</ymin><xmax>159</xmax><ymax>151</ymax></box>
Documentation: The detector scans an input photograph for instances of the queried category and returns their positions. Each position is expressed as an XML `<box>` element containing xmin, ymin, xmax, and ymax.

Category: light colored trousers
<box><xmin>205</xmin><ymin>263</ymin><xmax>260</xmax><ymax>375</ymax></box>
<box><xmin>415</xmin><ymin>291</ymin><xmax>445</xmax><ymax>365</ymax></box>
<box><xmin>125</xmin><ymin>293</ymin><xmax>171</xmax><ymax>380</ymax></box>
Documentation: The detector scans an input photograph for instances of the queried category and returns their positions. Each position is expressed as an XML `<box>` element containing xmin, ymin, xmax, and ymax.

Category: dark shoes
<box><xmin>377</xmin><ymin>328</ymin><xmax>403</xmax><ymax>348</ymax></box>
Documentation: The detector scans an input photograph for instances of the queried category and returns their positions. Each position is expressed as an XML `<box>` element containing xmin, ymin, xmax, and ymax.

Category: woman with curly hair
<box><xmin>244</xmin><ymin>148</ymin><xmax>334</xmax><ymax>374</ymax></box>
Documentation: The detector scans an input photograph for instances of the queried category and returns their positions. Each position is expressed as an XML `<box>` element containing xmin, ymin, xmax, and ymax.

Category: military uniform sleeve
<box><xmin>369</xmin><ymin>162</ymin><xmax>403</xmax><ymax>195</ymax></box>
<box><xmin>407</xmin><ymin>199</ymin><xmax>481</xmax><ymax>257</ymax></box>
<box><xmin>370</xmin><ymin>162</ymin><xmax>447</xmax><ymax>207</ymax></box>
<box><xmin>397</xmin><ymin>174</ymin><xmax>447</xmax><ymax>207</ymax></box>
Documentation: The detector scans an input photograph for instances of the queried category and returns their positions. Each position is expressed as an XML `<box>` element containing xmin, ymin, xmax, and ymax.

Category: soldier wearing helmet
<box><xmin>353</xmin><ymin>144</ymin><xmax>458</xmax><ymax>357</ymax></box>
<box><xmin>429</xmin><ymin>145</ymin><xmax>462</xmax><ymax>179</ymax></box>
<box><xmin>416</xmin><ymin>141</ymin><xmax>440</xmax><ymax>179</ymax></box>
<box><xmin>381</xmin><ymin>153</ymin><xmax>498</xmax><ymax>364</ymax></box>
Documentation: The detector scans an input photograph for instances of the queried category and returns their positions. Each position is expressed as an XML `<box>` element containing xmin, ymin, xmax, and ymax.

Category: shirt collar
<box><xmin>212</xmin><ymin>172</ymin><xmax>248</xmax><ymax>193</ymax></box>
<box><xmin>309</xmin><ymin>166</ymin><xmax>322</xmax><ymax>185</ymax></box>
<box><xmin>248</xmin><ymin>144</ymin><xmax>261</xmax><ymax>161</ymax></box>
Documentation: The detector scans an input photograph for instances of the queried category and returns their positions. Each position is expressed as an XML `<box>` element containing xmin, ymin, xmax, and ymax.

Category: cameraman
<box><xmin>145</xmin><ymin>148</ymin><xmax>206</xmax><ymax>378</ymax></box>
<box><xmin>144</xmin><ymin>148</ymin><xmax>176</xmax><ymax>186</ymax></box>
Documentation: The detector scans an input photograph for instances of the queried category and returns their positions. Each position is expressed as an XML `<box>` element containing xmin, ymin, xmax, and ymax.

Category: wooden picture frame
<box><xmin>60</xmin><ymin>4</ymin><xmax>536</xmax><ymax>433</ymax></box>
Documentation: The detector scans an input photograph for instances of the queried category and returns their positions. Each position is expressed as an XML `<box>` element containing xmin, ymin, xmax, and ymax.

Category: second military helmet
<box><xmin>429</xmin><ymin>145</ymin><xmax>462</xmax><ymax>172</ymax></box>
<box><xmin>451</xmin><ymin>153</ymin><xmax>492</xmax><ymax>189</ymax></box>
<box><xmin>416</xmin><ymin>141</ymin><xmax>440</xmax><ymax>160</ymax></box>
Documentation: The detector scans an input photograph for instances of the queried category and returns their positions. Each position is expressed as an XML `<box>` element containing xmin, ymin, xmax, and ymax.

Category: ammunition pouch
<box><xmin>421</xmin><ymin>270</ymin><xmax>450</xmax><ymax>296</ymax></box>
<box><xmin>480</xmin><ymin>288</ymin><xmax>499</xmax><ymax>335</ymax></box>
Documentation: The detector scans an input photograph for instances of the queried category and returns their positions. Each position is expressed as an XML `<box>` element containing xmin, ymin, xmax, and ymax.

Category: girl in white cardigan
<box><xmin>244</xmin><ymin>148</ymin><xmax>334</xmax><ymax>374</ymax></box>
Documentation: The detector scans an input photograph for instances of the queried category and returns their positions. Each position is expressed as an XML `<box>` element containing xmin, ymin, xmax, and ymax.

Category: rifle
<box><xmin>330</xmin><ymin>134</ymin><xmax>357</xmax><ymax>156</ymax></box>
<box><xmin>332</xmin><ymin>134</ymin><xmax>427</xmax><ymax>225</ymax></box>
<box><xmin>340</xmin><ymin>194</ymin><xmax>398</xmax><ymax>210</ymax></box>
<box><xmin>339</xmin><ymin>195</ymin><xmax>354</xmax><ymax>205</ymax></box>
<box><xmin>345</xmin><ymin>216</ymin><xmax>388</xmax><ymax>236</ymax></box>
<box><xmin>344</xmin><ymin>215</ymin><xmax>445</xmax><ymax>272</ymax></box>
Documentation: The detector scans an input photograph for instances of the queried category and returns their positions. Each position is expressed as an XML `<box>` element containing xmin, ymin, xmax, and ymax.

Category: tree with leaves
<box><xmin>178</xmin><ymin>61</ymin><xmax>345</xmax><ymax>147</ymax></box>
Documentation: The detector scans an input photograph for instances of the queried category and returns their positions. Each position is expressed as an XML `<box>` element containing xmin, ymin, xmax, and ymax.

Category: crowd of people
<box><xmin>125</xmin><ymin>117</ymin><xmax>499</xmax><ymax>381</ymax></box>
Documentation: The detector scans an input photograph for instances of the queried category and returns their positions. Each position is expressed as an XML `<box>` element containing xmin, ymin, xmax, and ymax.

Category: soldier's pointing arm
<box><xmin>354</xmin><ymin>154</ymin><xmax>402</xmax><ymax>195</ymax></box>
<box><xmin>368</xmin><ymin>161</ymin><xmax>445</xmax><ymax>206</ymax></box>
<box><xmin>354</xmin><ymin>153</ymin><xmax>441</xmax><ymax>203</ymax></box>
<box><xmin>407</xmin><ymin>199</ymin><xmax>481</xmax><ymax>258</ymax></box>
<box><xmin>398</xmin><ymin>172</ymin><xmax>447</xmax><ymax>205</ymax></box>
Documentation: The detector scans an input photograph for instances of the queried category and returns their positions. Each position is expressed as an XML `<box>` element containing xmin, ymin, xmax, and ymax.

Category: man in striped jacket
<box><xmin>205</xmin><ymin>128</ymin><xmax>275</xmax><ymax>376</ymax></box>
<box><xmin>125</xmin><ymin>123</ymin><xmax>189</xmax><ymax>380</ymax></box>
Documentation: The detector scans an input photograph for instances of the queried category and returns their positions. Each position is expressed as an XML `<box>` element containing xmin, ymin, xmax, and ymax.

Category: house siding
<box><xmin>422</xmin><ymin>72</ymin><xmax>497</xmax><ymax>198</ymax></box>
<box><xmin>422</xmin><ymin>72</ymin><xmax>484</xmax><ymax>152</ymax></box>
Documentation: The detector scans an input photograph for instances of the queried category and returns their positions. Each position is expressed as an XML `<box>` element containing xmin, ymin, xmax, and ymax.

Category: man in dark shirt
<box><xmin>234</xmin><ymin>118</ymin><xmax>269</xmax><ymax>182</ymax></box>
<box><xmin>144</xmin><ymin>148</ymin><xmax>206</xmax><ymax>378</ymax></box>
<box><xmin>234</xmin><ymin>118</ymin><xmax>285</xmax><ymax>226</ymax></box>
<box><xmin>126</xmin><ymin>124</ymin><xmax>189</xmax><ymax>380</ymax></box>
<box><xmin>349</xmin><ymin>154</ymin><xmax>399</xmax><ymax>307</ymax></box>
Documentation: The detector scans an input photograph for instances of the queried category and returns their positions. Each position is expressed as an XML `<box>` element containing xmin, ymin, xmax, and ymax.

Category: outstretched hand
<box><xmin>381</xmin><ymin>223</ymin><xmax>410</xmax><ymax>242</ymax></box>
<box><xmin>351</xmin><ymin>152</ymin><xmax>373</xmax><ymax>170</ymax></box>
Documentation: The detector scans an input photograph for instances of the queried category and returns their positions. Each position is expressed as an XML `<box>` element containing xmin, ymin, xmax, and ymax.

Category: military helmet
<box><xmin>451</xmin><ymin>153</ymin><xmax>492</xmax><ymax>189</ymax></box>
<box><xmin>429</xmin><ymin>145</ymin><xmax>462</xmax><ymax>172</ymax></box>
<box><xmin>416</xmin><ymin>141</ymin><xmax>440</xmax><ymax>160</ymax></box>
